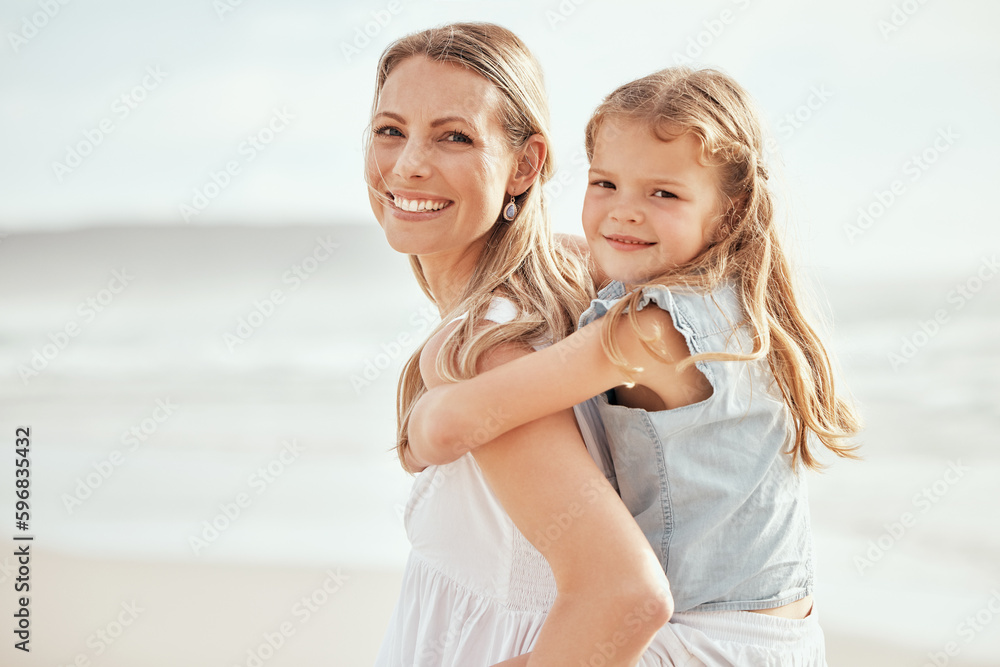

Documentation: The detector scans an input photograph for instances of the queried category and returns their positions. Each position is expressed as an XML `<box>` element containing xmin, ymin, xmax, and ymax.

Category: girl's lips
<box><xmin>604</xmin><ymin>234</ymin><xmax>655</xmax><ymax>251</ymax></box>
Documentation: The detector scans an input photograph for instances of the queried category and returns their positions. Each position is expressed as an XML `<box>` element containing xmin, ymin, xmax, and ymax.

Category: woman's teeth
<box><xmin>392</xmin><ymin>195</ymin><xmax>450</xmax><ymax>212</ymax></box>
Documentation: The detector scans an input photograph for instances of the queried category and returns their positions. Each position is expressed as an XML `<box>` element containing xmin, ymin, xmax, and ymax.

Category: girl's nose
<box><xmin>610</xmin><ymin>194</ymin><xmax>643</xmax><ymax>224</ymax></box>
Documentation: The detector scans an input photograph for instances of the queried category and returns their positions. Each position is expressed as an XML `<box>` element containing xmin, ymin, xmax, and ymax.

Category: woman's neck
<box><xmin>418</xmin><ymin>238</ymin><xmax>488</xmax><ymax>316</ymax></box>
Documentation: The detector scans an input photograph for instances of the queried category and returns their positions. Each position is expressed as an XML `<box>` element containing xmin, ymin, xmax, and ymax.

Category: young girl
<box><xmin>407</xmin><ymin>67</ymin><xmax>861</xmax><ymax>665</ymax></box>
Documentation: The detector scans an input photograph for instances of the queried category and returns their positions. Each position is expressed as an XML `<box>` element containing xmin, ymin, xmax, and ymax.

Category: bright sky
<box><xmin>1</xmin><ymin>0</ymin><xmax>997</xmax><ymax>280</ymax></box>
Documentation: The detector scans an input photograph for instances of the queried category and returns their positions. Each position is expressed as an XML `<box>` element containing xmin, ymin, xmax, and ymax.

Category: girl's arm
<box><xmin>416</xmin><ymin>330</ymin><xmax>672</xmax><ymax>667</ymax></box>
<box><xmin>408</xmin><ymin>304</ymin><xmax>696</xmax><ymax>468</ymax></box>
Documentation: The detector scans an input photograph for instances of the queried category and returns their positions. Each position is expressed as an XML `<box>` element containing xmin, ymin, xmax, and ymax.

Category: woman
<box><xmin>365</xmin><ymin>23</ymin><xmax>671</xmax><ymax>667</ymax></box>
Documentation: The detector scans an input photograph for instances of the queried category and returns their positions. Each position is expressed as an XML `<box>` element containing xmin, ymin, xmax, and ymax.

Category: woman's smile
<box><xmin>384</xmin><ymin>189</ymin><xmax>455</xmax><ymax>219</ymax></box>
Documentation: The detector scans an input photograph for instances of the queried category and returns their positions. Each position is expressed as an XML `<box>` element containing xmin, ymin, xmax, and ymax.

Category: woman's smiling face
<box><xmin>366</xmin><ymin>56</ymin><xmax>516</xmax><ymax>259</ymax></box>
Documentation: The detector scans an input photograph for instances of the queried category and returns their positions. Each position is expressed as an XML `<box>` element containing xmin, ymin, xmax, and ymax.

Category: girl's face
<box><xmin>366</xmin><ymin>56</ymin><xmax>516</xmax><ymax>259</ymax></box>
<box><xmin>582</xmin><ymin>118</ymin><xmax>722</xmax><ymax>287</ymax></box>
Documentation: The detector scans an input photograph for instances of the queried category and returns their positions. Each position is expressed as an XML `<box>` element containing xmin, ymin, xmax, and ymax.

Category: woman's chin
<box><xmin>380</xmin><ymin>227</ymin><xmax>434</xmax><ymax>257</ymax></box>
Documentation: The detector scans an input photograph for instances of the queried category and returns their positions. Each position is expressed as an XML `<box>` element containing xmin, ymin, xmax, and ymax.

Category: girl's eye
<box><xmin>654</xmin><ymin>190</ymin><xmax>678</xmax><ymax>199</ymax></box>
<box><xmin>590</xmin><ymin>180</ymin><xmax>615</xmax><ymax>189</ymax></box>
<box><xmin>445</xmin><ymin>130</ymin><xmax>472</xmax><ymax>143</ymax></box>
<box><xmin>374</xmin><ymin>125</ymin><xmax>403</xmax><ymax>138</ymax></box>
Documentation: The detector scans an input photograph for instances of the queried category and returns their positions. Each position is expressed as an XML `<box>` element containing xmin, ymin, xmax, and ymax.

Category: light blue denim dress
<box><xmin>578</xmin><ymin>280</ymin><xmax>815</xmax><ymax>614</ymax></box>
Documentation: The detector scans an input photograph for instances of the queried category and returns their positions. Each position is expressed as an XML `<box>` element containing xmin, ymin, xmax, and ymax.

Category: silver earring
<box><xmin>502</xmin><ymin>194</ymin><xmax>518</xmax><ymax>222</ymax></box>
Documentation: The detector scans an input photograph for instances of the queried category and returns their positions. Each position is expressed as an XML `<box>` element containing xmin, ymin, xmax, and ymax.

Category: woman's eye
<box><xmin>590</xmin><ymin>180</ymin><xmax>615</xmax><ymax>189</ymax></box>
<box><xmin>374</xmin><ymin>125</ymin><xmax>403</xmax><ymax>137</ymax></box>
<box><xmin>445</xmin><ymin>131</ymin><xmax>472</xmax><ymax>143</ymax></box>
<box><xmin>654</xmin><ymin>190</ymin><xmax>678</xmax><ymax>199</ymax></box>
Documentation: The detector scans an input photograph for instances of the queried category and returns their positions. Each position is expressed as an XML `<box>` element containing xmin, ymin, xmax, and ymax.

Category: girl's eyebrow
<box><xmin>373</xmin><ymin>111</ymin><xmax>476</xmax><ymax>129</ymax></box>
<box><xmin>589</xmin><ymin>166</ymin><xmax>688</xmax><ymax>188</ymax></box>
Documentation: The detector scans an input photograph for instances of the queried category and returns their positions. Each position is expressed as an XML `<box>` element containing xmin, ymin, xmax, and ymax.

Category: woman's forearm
<box><xmin>490</xmin><ymin>654</ymin><xmax>531</xmax><ymax>667</ymax></box>
<box><xmin>419</xmin><ymin>338</ymin><xmax>672</xmax><ymax>666</ymax></box>
<box><xmin>526</xmin><ymin>589</ymin><xmax>670</xmax><ymax>666</ymax></box>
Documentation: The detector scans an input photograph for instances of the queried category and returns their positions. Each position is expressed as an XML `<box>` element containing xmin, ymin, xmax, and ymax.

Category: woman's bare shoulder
<box><xmin>419</xmin><ymin>315</ymin><xmax>534</xmax><ymax>390</ymax></box>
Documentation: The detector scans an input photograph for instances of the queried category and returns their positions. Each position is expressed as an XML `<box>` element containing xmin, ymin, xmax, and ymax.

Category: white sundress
<box><xmin>373</xmin><ymin>297</ymin><xmax>613</xmax><ymax>667</ymax></box>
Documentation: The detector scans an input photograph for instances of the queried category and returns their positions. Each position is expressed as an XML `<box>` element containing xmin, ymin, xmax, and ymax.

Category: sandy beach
<box><xmin>4</xmin><ymin>547</ymin><xmax>992</xmax><ymax>667</ymax></box>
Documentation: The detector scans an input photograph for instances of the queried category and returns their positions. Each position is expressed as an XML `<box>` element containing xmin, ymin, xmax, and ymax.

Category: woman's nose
<box><xmin>392</xmin><ymin>139</ymin><xmax>432</xmax><ymax>180</ymax></box>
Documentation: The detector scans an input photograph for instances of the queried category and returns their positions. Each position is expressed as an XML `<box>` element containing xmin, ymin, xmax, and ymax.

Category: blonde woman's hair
<box><xmin>365</xmin><ymin>22</ymin><xmax>595</xmax><ymax>472</ymax></box>
<box><xmin>584</xmin><ymin>67</ymin><xmax>861</xmax><ymax>470</ymax></box>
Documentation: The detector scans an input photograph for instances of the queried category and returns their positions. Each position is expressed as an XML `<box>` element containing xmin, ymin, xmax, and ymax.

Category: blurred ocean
<box><xmin>1</xmin><ymin>224</ymin><xmax>998</xmax><ymax>663</ymax></box>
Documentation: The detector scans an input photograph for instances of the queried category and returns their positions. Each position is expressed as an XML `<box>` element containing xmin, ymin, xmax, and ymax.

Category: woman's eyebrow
<box><xmin>429</xmin><ymin>115</ymin><xmax>474</xmax><ymax>128</ymax></box>
<box><xmin>373</xmin><ymin>111</ymin><xmax>405</xmax><ymax>124</ymax></box>
<box><xmin>372</xmin><ymin>111</ymin><xmax>475</xmax><ymax>129</ymax></box>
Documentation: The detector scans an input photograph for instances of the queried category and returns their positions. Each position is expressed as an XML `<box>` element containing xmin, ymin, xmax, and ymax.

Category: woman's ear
<box><xmin>508</xmin><ymin>133</ymin><xmax>547</xmax><ymax>195</ymax></box>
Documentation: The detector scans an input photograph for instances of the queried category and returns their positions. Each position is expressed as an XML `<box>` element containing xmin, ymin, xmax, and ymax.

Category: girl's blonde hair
<box><xmin>365</xmin><ymin>22</ymin><xmax>595</xmax><ymax>472</ymax></box>
<box><xmin>585</xmin><ymin>67</ymin><xmax>861</xmax><ymax>470</ymax></box>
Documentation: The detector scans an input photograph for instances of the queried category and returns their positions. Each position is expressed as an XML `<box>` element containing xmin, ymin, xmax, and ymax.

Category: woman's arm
<box><xmin>421</xmin><ymin>335</ymin><xmax>672</xmax><ymax>667</ymax></box>
<box><xmin>407</xmin><ymin>305</ymin><xmax>697</xmax><ymax>468</ymax></box>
